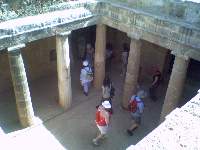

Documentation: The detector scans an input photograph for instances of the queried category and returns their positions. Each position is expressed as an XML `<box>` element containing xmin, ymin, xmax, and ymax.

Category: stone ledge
<box><xmin>0</xmin><ymin>12</ymin><xmax>98</xmax><ymax>50</ymax></box>
<box><xmin>100</xmin><ymin>1</ymin><xmax>200</xmax><ymax>50</ymax></box>
<box><xmin>101</xmin><ymin>16</ymin><xmax>200</xmax><ymax>61</ymax></box>
<box><xmin>0</xmin><ymin>0</ymin><xmax>98</xmax><ymax>23</ymax></box>
<box><xmin>0</xmin><ymin>7</ymin><xmax>95</xmax><ymax>37</ymax></box>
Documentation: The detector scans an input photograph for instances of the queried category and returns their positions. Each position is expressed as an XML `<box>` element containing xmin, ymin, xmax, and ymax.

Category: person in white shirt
<box><xmin>80</xmin><ymin>60</ymin><xmax>93</xmax><ymax>96</ymax></box>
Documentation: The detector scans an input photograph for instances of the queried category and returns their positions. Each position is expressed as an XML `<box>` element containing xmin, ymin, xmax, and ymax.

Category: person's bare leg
<box><xmin>93</xmin><ymin>133</ymin><xmax>105</xmax><ymax>145</ymax></box>
<box><xmin>95</xmin><ymin>133</ymin><xmax>104</xmax><ymax>141</ymax></box>
<box><xmin>129</xmin><ymin>123</ymin><xmax>138</xmax><ymax>131</ymax></box>
<box><xmin>127</xmin><ymin>120</ymin><xmax>139</xmax><ymax>136</ymax></box>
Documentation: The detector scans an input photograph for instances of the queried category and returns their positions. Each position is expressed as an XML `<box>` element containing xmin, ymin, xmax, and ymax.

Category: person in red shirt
<box><xmin>93</xmin><ymin>100</ymin><xmax>112</xmax><ymax>146</ymax></box>
<box><xmin>149</xmin><ymin>68</ymin><xmax>161</xmax><ymax>101</ymax></box>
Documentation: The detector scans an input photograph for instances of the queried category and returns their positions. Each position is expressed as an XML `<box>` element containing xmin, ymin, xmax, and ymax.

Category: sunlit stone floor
<box><xmin>0</xmin><ymin>60</ymin><xmax>198</xmax><ymax>150</ymax></box>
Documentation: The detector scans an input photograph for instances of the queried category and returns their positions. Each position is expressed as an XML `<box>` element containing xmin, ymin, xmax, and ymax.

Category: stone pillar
<box><xmin>160</xmin><ymin>54</ymin><xmax>189</xmax><ymax>122</ymax></box>
<box><xmin>56</xmin><ymin>31</ymin><xmax>72</xmax><ymax>110</ymax></box>
<box><xmin>94</xmin><ymin>24</ymin><xmax>106</xmax><ymax>89</ymax></box>
<box><xmin>7</xmin><ymin>44</ymin><xmax>35</xmax><ymax>127</ymax></box>
<box><xmin>122</xmin><ymin>38</ymin><xmax>141</xmax><ymax>108</ymax></box>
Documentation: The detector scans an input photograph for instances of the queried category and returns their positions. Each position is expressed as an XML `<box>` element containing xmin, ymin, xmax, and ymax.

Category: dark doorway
<box><xmin>179</xmin><ymin>58</ymin><xmax>200</xmax><ymax>106</ymax></box>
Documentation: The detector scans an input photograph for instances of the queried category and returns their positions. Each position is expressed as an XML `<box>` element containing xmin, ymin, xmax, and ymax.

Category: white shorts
<box><xmin>97</xmin><ymin>125</ymin><xmax>109</xmax><ymax>135</ymax></box>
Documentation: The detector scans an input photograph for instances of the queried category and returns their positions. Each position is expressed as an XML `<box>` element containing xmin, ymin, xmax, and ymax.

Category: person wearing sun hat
<box><xmin>80</xmin><ymin>60</ymin><xmax>93</xmax><ymax>96</ymax></box>
<box><xmin>93</xmin><ymin>100</ymin><xmax>112</xmax><ymax>146</ymax></box>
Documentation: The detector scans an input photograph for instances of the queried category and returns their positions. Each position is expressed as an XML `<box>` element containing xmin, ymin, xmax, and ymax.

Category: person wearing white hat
<box><xmin>93</xmin><ymin>100</ymin><xmax>112</xmax><ymax>146</ymax></box>
<box><xmin>80</xmin><ymin>60</ymin><xmax>93</xmax><ymax>96</ymax></box>
<box><xmin>83</xmin><ymin>60</ymin><xmax>88</xmax><ymax>66</ymax></box>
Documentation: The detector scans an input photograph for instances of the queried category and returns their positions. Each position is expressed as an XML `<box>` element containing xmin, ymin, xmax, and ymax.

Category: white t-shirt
<box><xmin>80</xmin><ymin>67</ymin><xmax>93</xmax><ymax>84</ymax></box>
<box><xmin>102</xmin><ymin>85</ymin><xmax>111</xmax><ymax>99</ymax></box>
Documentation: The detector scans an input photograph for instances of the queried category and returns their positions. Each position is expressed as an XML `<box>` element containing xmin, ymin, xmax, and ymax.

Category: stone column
<box><xmin>7</xmin><ymin>44</ymin><xmax>35</xmax><ymax>127</ymax></box>
<box><xmin>94</xmin><ymin>24</ymin><xmax>106</xmax><ymax>89</ymax></box>
<box><xmin>160</xmin><ymin>54</ymin><xmax>189</xmax><ymax>122</ymax></box>
<box><xmin>56</xmin><ymin>31</ymin><xmax>72</xmax><ymax>110</ymax></box>
<box><xmin>122</xmin><ymin>38</ymin><xmax>141</xmax><ymax>108</ymax></box>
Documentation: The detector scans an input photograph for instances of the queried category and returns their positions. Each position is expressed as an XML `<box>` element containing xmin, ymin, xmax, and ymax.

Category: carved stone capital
<box><xmin>171</xmin><ymin>51</ymin><xmax>190</xmax><ymax>61</ymax></box>
<box><xmin>56</xmin><ymin>31</ymin><xmax>71</xmax><ymax>37</ymax></box>
<box><xmin>127</xmin><ymin>32</ymin><xmax>141</xmax><ymax>40</ymax></box>
<box><xmin>7</xmin><ymin>43</ymin><xmax>26</xmax><ymax>52</ymax></box>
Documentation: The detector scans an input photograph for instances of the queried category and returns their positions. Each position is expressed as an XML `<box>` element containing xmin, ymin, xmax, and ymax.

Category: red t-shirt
<box><xmin>95</xmin><ymin>109</ymin><xmax>110</xmax><ymax>126</ymax></box>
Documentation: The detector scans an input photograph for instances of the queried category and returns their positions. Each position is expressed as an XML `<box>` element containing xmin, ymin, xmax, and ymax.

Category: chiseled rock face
<box><xmin>107</xmin><ymin>0</ymin><xmax>200</xmax><ymax>27</ymax></box>
<box><xmin>0</xmin><ymin>0</ymin><xmax>80</xmax><ymax>22</ymax></box>
<box><xmin>0</xmin><ymin>0</ymin><xmax>200</xmax><ymax>26</ymax></box>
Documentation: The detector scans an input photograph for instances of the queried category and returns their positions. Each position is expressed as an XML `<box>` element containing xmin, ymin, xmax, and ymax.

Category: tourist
<box><xmin>121</xmin><ymin>43</ymin><xmax>129</xmax><ymax>76</ymax></box>
<box><xmin>102</xmin><ymin>76</ymin><xmax>113</xmax><ymax>100</ymax></box>
<box><xmin>93</xmin><ymin>100</ymin><xmax>112</xmax><ymax>146</ymax></box>
<box><xmin>149</xmin><ymin>68</ymin><xmax>161</xmax><ymax>101</ymax></box>
<box><xmin>127</xmin><ymin>91</ymin><xmax>144</xmax><ymax>136</ymax></box>
<box><xmin>80</xmin><ymin>60</ymin><xmax>93</xmax><ymax>96</ymax></box>
<box><xmin>101</xmin><ymin>76</ymin><xmax>115</xmax><ymax>113</ymax></box>
<box><xmin>105</xmin><ymin>43</ymin><xmax>113</xmax><ymax>73</ymax></box>
<box><xmin>77</xmin><ymin>36</ymin><xmax>86</xmax><ymax>60</ymax></box>
<box><xmin>84</xmin><ymin>43</ymin><xmax>94</xmax><ymax>68</ymax></box>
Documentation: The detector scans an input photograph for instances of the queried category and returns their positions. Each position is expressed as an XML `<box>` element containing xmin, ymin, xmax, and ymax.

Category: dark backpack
<box><xmin>110</xmin><ymin>83</ymin><xmax>115</xmax><ymax>98</ymax></box>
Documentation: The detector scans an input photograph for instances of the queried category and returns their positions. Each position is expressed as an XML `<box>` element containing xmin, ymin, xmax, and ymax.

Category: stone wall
<box><xmin>22</xmin><ymin>36</ymin><xmax>57</xmax><ymax>82</ymax></box>
<box><xmin>106</xmin><ymin>0</ymin><xmax>200</xmax><ymax>25</ymax></box>
<box><xmin>0</xmin><ymin>51</ymin><xmax>12</xmax><ymax>93</ymax></box>
<box><xmin>71</xmin><ymin>25</ymin><xmax>96</xmax><ymax>61</ymax></box>
<box><xmin>106</xmin><ymin>26</ymin><xmax>130</xmax><ymax>63</ymax></box>
<box><xmin>1</xmin><ymin>0</ymin><xmax>200</xmax><ymax>63</ymax></box>
<box><xmin>100</xmin><ymin>1</ymin><xmax>200</xmax><ymax>62</ymax></box>
<box><xmin>140</xmin><ymin>40</ymin><xmax>169</xmax><ymax>81</ymax></box>
<box><xmin>0</xmin><ymin>36</ymin><xmax>57</xmax><ymax>93</ymax></box>
<box><xmin>106</xmin><ymin>27</ymin><xmax>168</xmax><ymax>81</ymax></box>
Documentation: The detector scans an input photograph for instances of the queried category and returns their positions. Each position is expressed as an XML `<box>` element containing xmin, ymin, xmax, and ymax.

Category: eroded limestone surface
<box><xmin>0</xmin><ymin>0</ymin><xmax>200</xmax><ymax>62</ymax></box>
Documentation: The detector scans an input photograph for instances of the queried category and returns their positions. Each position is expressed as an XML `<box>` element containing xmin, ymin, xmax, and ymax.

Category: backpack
<box><xmin>110</xmin><ymin>85</ymin><xmax>115</xmax><ymax>98</ymax></box>
<box><xmin>84</xmin><ymin>67</ymin><xmax>93</xmax><ymax>81</ymax></box>
<box><xmin>128</xmin><ymin>96</ymin><xmax>142</xmax><ymax>113</ymax></box>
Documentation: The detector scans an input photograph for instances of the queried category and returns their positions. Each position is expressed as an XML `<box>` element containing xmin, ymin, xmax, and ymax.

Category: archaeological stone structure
<box><xmin>0</xmin><ymin>1</ymin><xmax>200</xmax><ymax>147</ymax></box>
